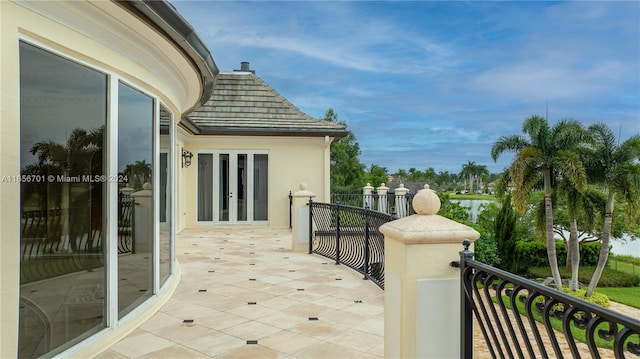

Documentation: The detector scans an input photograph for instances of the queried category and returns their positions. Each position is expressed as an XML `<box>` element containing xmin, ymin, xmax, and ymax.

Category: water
<box><xmin>610</xmin><ymin>234</ymin><xmax>640</xmax><ymax>257</ymax></box>
<box><xmin>453</xmin><ymin>199</ymin><xmax>639</xmax><ymax>258</ymax></box>
<box><xmin>451</xmin><ymin>199</ymin><xmax>495</xmax><ymax>223</ymax></box>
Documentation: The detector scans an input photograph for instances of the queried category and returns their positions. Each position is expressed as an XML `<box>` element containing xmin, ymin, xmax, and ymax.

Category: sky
<box><xmin>171</xmin><ymin>0</ymin><xmax>640</xmax><ymax>174</ymax></box>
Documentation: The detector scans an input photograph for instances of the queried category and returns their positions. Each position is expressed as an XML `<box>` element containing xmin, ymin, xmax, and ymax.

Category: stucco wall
<box><xmin>0</xmin><ymin>1</ymin><xmax>202</xmax><ymax>356</ymax></box>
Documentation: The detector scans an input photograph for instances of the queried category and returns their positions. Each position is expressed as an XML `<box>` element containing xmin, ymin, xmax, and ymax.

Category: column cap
<box><xmin>380</xmin><ymin>184</ymin><xmax>479</xmax><ymax>245</ymax></box>
<box><xmin>394</xmin><ymin>183</ymin><xmax>410</xmax><ymax>195</ymax></box>
<box><xmin>293</xmin><ymin>182</ymin><xmax>316</xmax><ymax>198</ymax></box>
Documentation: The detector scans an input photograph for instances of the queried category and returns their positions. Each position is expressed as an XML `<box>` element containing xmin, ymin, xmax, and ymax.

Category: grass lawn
<box><xmin>596</xmin><ymin>287</ymin><xmax>640</xmax><ymax>309</ymax></box>
<box><xmin>608</xmin><ymin>256</ymin><xmax>640</xmax><ymax>278</ymax></box>
<box><xmin>448</xmin><ymin>193</ymin><xmax>497</xmax><ymax>200</ymax></box>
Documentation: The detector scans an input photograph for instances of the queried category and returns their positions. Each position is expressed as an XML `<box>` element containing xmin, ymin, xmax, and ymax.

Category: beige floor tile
<box><xmin>152</xmin><ymin>323</ymin><xmax>217</xmax><ymax>343</ymax></box>
<box><xmin>182</xmin><ymin>332</ymin><xmax>245</xmax><ymax>357</ymax></box>
<box><xmin>293</xmin><ymin>342</ymin><xmax>364</xmax><ymax>359</ymax></box>
<box><xmin>93</xmin><ymin>349</ymin><xmax>128</xmax><ymax>359</ymax></box>
<box><xmin>256</xmin><ymin>296</ymin><xmax>304</xmax><ymax>311</ymax></box>
<box><xmin>216</xmin><ymin>344</ymin><xmax>285</xmax><ymax>359</ymax></box>
<box><xmin>290</xmin><ymin>320</ymin><xmax>345</xmax><ymax>339</ymax></box>
<box><xmin>260</xmin><ymin>330</ymin><xmax>323</xmax><ymax>355</ymax></box>
<box><xmin>369</xmin><ymin>342</ymin><xmax>385</xmax><ymax>357</ymax></box>
<box><xmin>327</xmin><ymin>328</ymin><xmax>383</xmax><ymax>351</ymax></box>
<box><xmin>255</xmin><ymin>311</ymin><xmax>309</xmax><ymax>330</ymax></box>
<box><xmin>109</xmin><ymin>332</ymin><xmax>175</xmax><ymax>358</ymax></box>
<box><xmin>283</xmin><ymin>303</ymin><xmax>336</xmax><ymax>318</ymax></box>
<box><xmin>196</xmin><ymin>310</ymin><xmax>250</xmax><ymax>331</ymax></box>
<box><xmin>137</xmin><ymin>344</ymin><xmax>210</xmax><ymax>359</ymax></box>
<box><xmin>162</xmin><ymin>303</ymin><xmax>218</xmax><ymax>322</ymax></box>
<box><xmin>139</xmin><ymin>312</ymin><xmax>184</xmax><ymax>332</ymax></box>
<box><xmin>223</xmin><ymin>320</ymin><xmax>283</xmax><ymax>340</ymax></box>
<box><xmin>352</xmin><ymin>318</ymin><xmax>384</xmax><ymax>337</ymax></box>
<box><xmin>226</xmin><ymin>303</ymin><xmax>278</xmax><ymax>320</ymax></box>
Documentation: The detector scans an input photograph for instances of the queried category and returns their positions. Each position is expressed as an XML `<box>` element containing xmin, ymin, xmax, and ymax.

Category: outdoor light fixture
<box><xmin>330</xmin><ymin>157</ymin><xmax>337</xmax><ymax>167</ymax></box>
<box><xmin>182</xmin><ymin>148</ymin><xmax>193</xmax><ymax>168</ymax></box>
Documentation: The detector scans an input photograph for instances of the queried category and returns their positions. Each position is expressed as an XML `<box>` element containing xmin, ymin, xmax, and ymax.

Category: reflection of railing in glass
<box><xmin>20</xmin><ymin>208</ymin><xmax>103</xmax><ymax>285</ymax></box>
<box><xmin>118</xmin><ymin>191</ymin><xmax>134</xmax><ymax>254</ymax></box>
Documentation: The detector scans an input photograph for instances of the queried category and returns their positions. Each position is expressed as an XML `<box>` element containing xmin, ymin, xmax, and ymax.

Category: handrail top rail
<box><xmin>310</xmin><ymin>200</ymin><xmax>396</xmax><ymax>220</ymax></box>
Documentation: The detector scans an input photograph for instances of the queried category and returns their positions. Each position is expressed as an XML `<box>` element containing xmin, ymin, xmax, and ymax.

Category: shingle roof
<box><xmin>182</xmin><ymin>70</ymin><xmax>348</xmax><ymax>138</ymax></box>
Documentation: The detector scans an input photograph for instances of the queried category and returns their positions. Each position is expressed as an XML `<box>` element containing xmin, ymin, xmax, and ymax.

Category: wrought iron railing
<box><xmin>309</xmin><ymin>199</ymin><xmax>393</xmax><ymax>289</ymax></box>
<box><xmin>458</xmin><ymin>239</ymin><xmax>640</xmax><ymax>358</ymax></box>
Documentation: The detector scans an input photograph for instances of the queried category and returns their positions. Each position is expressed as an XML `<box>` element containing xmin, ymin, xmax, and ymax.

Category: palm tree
<box><xmin>475</xmin><ymin>164</ymin><xmax>489</xmax><ymax>193</ymax></box>
<box><xmin>557</xmin><ymin>180</ymin><xmax>604</xmax><ymax>291</ymax></box>
<box><xmin>460</xmin><ymin>161</ymin><xmax>476</xmax><ymax>193</ymax></box>
<box><xmin>584</xmin><ymin>123</ymin><xmax>640</xmax><ymax>296</ymax></box>
<box><xmin>491</xmin><ymin>115</ymin><xmax>587</xmax><ymax>291</ymax></box>
<box><xmin>25</xmin><ymin>126</ymin><xmax>104</xmax><ymax>251</ymax></box>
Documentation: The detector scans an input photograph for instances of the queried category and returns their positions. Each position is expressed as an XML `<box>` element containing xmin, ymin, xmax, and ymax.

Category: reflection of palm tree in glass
<box><xmin>123</xmin><ymin>160</ymin><xmax>151</xmax><ymax>190</ymax></box>
<box><xmin>22</xmin><ymin>127</ymin><xmax>103</xmax><ymax>252</ymax></box>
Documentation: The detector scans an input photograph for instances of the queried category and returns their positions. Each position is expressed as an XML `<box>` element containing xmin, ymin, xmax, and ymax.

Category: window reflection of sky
<box><xmin>118</xmin><ymin>82</ymin><xmax>153</xmax><ymax>176</ymax></box>
<box><xmin>19</xmin><ymin>42</ymin><xmax>106</xmax><ymax>168</ymax></box>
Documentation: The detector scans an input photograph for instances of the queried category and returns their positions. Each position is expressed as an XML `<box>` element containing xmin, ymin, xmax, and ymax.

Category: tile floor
<box><xmin>96</xmin><ymin>228</ymin><xmax>384</xmax><ymax>359</ymax></box>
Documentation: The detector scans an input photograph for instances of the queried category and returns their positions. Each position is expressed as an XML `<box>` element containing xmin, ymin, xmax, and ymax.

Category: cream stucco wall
<box><xmin>178</xmin><ymin>132</ymin><xmax>333</xmax><ymax>229</ymax></box>
<box><xmin>0</xmin><ymin>1</ymin><xmax>204</xmax><ymax>357</ymax></box>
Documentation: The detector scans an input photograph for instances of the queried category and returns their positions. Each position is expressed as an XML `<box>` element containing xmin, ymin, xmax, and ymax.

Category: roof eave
<box><xmin>195</xmin><ymin>128</ymin><xmax>349</xmax><ymax>138</ymax></box>
<box><xmin>119</xmin><ymin>0</ymin><xmax>218</xmax><ymax>114</ymax></box>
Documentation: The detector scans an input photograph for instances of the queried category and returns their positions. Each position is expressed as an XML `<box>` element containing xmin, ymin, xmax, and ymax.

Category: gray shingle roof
<box><xmin>182</xmin><ymin>71</ymin><xmax>348</xmax><ymax>138</ymax></box>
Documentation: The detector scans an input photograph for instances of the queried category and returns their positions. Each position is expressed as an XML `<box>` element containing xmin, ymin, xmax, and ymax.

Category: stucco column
<box><xmin>380</xmin><ymin>184</ymin><xmax>480</xmax><ymax>359</ymax></box>
<box><xmin>393</xmin><ymin>183</ymin><xmax>409</xmax><ymax>218</ymax></box>
<box><xmin>377</xmin><ymin>183</ymin><xmax>389</xmax><ymax>214</ymax></box>
<box><xmin>291</xmin><ymin>183</ymin><xmax>316</xmax><ymax>253</ymax></box>
<box><xmin>363</xmin><ymin>183</ymin><xmax>374</xmax><ymax>209</ymax></box>
<box><xmin>131</xmin><ymin>182</ymin><xmax>152</xmax><ymax>253</ymax></box>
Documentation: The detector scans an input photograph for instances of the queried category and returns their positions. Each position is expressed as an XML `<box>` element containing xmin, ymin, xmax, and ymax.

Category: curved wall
<box><xmin>0</xmin><ymin>1</ymin><xmax>202</xmax><ymax>357</ymax></box>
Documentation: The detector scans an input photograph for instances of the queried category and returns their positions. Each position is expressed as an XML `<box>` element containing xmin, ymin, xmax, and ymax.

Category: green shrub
<box><xmin>535</xmin><ymin>288</ymin><xmax>610</xmax><ymax>313</ymax></box>
<box><xmin>526</xmin><ymin>266</ymin><xmax>640</xmax><ymax>287</ymax></box>
<box><xmin>513</xmin><ymin>240</ymin><xmax>603</xmax><ymax>274</ymax></box>
<box><xmin>474</xmin><ymin>237</ymin><xmax>501</xmax><ymax>267</ymax></box>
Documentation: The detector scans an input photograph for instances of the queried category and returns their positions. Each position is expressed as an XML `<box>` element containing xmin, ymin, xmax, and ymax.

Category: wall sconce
<box><xmin>182</xmin><ymin>148</ymin><xmax>193</xmax><ymax>168</ymax></box>
<box><xmin>330</xmin><ymin>157</ymin><xmax>337</xmax><ymax>167</ymax></box>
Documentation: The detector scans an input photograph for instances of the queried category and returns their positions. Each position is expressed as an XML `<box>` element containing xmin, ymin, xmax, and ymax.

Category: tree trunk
<box><xmin>586</xmin><ymin>192</ymin><xmax>614</xmax><ymax>297</ymax></box>
<box><xmin>544</xmin><ymin>169</ymin><xmax>563</xmax><ymax>291</ymax></box>
<box><xmin>569</xmin><ymin>219</ymin><xmax>580</xmax><ymax>291</ymax></box>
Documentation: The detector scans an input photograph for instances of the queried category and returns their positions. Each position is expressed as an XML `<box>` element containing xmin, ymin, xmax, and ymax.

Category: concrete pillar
<box><xmin>291</xmin><ymin>183</ymin><xmax>316</xmax><ymax>253</ymax></box>
<box><xmin>363</xmin><ymin>183</ymin><xmax>374</xmax><ymax>209</ymax></box>
<box><xmin>380</xmin><ymin>184</ymin><xmax>480</xmax><ymax>359</ymax></box>
<box><xmin>377</xmin><ymin>183</ymin><xmax>389</xmax><ymax>214</ymax></box>
<box><xmin>393</xmin><ymin>183</ymin><xmax>410</xmax><ymax>218</ymax></box>
<box><xmin>131</xmin><ymin>182</ymin><xmax>152</xmax><ymax>253</ymax></box>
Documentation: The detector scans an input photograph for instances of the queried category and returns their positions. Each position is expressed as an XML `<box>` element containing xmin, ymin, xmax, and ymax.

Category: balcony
<box><xmin>98</xmin><ymin>227</ymin><xmax>385</xmax><ymax>358</ymax></box>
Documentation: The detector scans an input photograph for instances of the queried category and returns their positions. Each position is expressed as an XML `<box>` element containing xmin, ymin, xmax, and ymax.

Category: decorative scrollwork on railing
<box><xmin>309</xmin><ymin>201</ymin><xmax>392</xmax><ymax>289</ymax></box>
<box><xmin>460</xmin><ymin>248</ymin><xmax>640</xmax><ymax>359</ymax></box>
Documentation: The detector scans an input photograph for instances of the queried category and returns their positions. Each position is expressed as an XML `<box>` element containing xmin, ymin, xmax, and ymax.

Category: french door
<box><xmin>197</xmin><ymin>151</ymin><xmax>268</xmax><ymax>224</ymax></box>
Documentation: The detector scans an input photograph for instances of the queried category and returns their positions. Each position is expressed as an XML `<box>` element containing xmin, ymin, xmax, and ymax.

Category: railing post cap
<box><xmin>412</xmin><ymin>184</ymin><xmax>440</xmax><ymax>215</ymax></box>
<box><xmin>394</xmin><ymin>183</ymin><xmax>410</xmax><ymax>195</ymax></box>
<box><xmin>293</xmin><ymin>182</ymin><xmax>316</xmax><ymax>198</ymax></box>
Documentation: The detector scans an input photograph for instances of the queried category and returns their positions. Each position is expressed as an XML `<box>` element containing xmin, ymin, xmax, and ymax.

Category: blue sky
<box><xmin>172</xmin><ymin>1</ymin><xmax>640</xmax><ymax>174</ymax></box>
